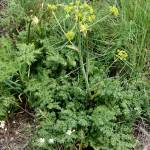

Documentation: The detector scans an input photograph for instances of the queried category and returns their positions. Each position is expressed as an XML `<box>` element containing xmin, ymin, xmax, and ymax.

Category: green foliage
<box><xmin>26</xmin><ymin>69</ymin><xmax>149</xmax><ymax>150</ymax></box>
<box><xmin>0</xmin><ymin>0</ymin><xmax>150</xmax><ymax>150</ymax></box>
<box><xmin>0</xmin><ymin>84</ymin><xmax>16</xmax><ymax>119</ymax></box>
<box><xmin>0</xmin><ymin>37</ymin><xmax>18</xmax><ymax>82</ymax></box>
<box><xmin>0</xmin><ymin>0</ymin><xmax>26</xmax><ymax>33</ymax></box>
<box><xmin>16</xmin><ymin>43</ymin><xmax>41</xmax><ymax>66</ymax></box>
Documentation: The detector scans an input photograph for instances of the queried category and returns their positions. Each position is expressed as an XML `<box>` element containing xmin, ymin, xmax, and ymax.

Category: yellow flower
<box><xmin>48</xmin><ymin>4</ymin><xmax>57</xmax><ymax>11</ymax></box>
<box><xmin>79</xmin><ymin>23</ymin><xmax>89</xmax><ymax>36</ymax></box>
<box><xmin>65</xmin><ymin>31</ymin><xmax>75</xmax><ymax>41</ymax></box>
<box><xmin>64</xmin><ymin>5</ymin><xmax>73</xmax><ymax>13</ymax></box>
<box><xmin>88</xmin><ymin>14</ymin><xmax>96</xmax><ymax>22</ymax></box>
<box><xmin>83</xmin><ymin>2</ymin><xmax>94</xmax><ymax>14</ymax></box>
<box><xmin>32</xmin><ymin>16</ymin><xmax>39</xmax><ymax>25</ymax></box>
<box><xmin>116</xmin><ymin>50</ymin><xmax>128</xmax><ymax>61</ymax></box>
<box><xmin>75</xmin><ymin>10</ymin><xmax>83</xmax><ymax>20</ymax></box>
<box><xmin>89</xmin><ymin>7</ymin><xmax>94</xmax><ymax>14</ymax></box>
<box><xmin>83</xmin><ymin>2</ymin><xmax>90</xmax><ymax>9</ymax></box>
<box><xmin>110</xmin><ymin>6</ymin><xmax>119</xmax><ymax>16</ymax></box>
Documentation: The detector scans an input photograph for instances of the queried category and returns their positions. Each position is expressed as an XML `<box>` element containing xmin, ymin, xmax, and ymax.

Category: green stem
<box><xmin>79</xmin><ymin>51</ymin><xmax>90</xmax><ymax>92</ymax></box>
<box><xmin>79</xmin><ymin>143</ymin><xmax>83</xmax><ymax>150</ymax></box>
<box><xmin>27</xmin><ymin>20</ymin><xmax>32</xmax><ymax>44</ymax></box>
<box><xmin>78</xmin><ymin>35</ymin><xmax>91</xmax><ymax>97</ymax></box>
<box><xmin>138</xmin><ymin>28</ymin><xmax>147</xmax><ymax>72</ymax></box>
<box><xmin>86</xmin><ymin>36</ymin><xmax>89</xmax><ymax>85</ymax></box>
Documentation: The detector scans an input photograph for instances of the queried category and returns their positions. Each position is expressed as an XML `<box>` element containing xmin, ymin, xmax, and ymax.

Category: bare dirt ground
<box><xmin>0</xmin><ymin>111</ymin><xmax>35</xmax><ymax>150</ymax></box>
<box><xmin>133</xmin><ymin>118</ymin><xmax>150</xmax><ymax>150</ymax></box>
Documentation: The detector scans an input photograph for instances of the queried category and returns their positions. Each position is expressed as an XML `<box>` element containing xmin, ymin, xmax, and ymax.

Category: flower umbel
<box><xmin>64</xmin><ymin>5</ymin><xmax>73</xmax><ymax>13</ymax></box>
<box><xmin>110</xmin><ymin>6</ymin><xmax>119</xmax><ymax>16</ymax></box>
<box><xmin>31</xmin><ymin>16</ymin><xmax>39</xmax><ymax>25</ymax></box>
<box><xmin>37</xmin><ymin>138</ymin><xmax>45</xmax><ymax>146</ymax></box>
<box><xmin>116</xmin><ymin>50</ymin><xmax>128</xmax><ymax>61</ymax></box>
<box><xmin>79</xmin><ymin>23</ymin><xmax>89</xmax><ymax>36</ymax></box>
<box><xmin>88</xmin><ymin>15</ymin><xmax>96</xmax><ymax>22</ymax></box>
<box><xmin>48</xmin><ymin>138</ymin><xmax>54</xmax><ymax>144</ymax></box>
<box><xmin>48</xmin><ymin>4</ymin><xmax>57</xmax><ymax>11</ymax></box>
<box><xmin>65</xmin><ymin>31</ymin><xmax>75</xmax><ymax>41</ymax></box>
<box><xmin>66</xmin><ymin>129</ymin><xmax>75</xmax><ymax>135</ymax></box>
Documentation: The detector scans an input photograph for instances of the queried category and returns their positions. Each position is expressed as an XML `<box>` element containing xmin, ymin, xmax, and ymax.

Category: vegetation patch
<box><xmin>0</xmin><ymin>0</ymin><xmax>150</xmax><ymax>150</ymax></box>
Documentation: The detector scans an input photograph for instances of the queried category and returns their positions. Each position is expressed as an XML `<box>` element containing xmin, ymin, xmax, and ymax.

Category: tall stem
<box><xmin>78</xmin><ymin>35</ymin><xmax>91</xmax><ymax>97</ymax></box>
<box><xmin>79</xmin><ymin>143</ymin><xmax>83</xmax><ymax>150</ymax></box>
<box><xmin>86</xmin><ymin>36</ymin><xmax>89</xmax><ymax>84</ymax></box>
<box><xmin>27</xmin><ymin>20</ymin><xmax>32</xmax><ymax>44</ymax></box>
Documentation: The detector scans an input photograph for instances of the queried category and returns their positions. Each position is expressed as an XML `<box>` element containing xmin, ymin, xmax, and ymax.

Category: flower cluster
<box><xmin>31</xmin><ymin>16</ymin><xmax>39</xmax><ymax>25</ymax></box>
<box><xmin>47</xmin><ymin>1</ymin><xmax>96</xmax><ymax>39</ymax></box>
<box><xmin>47</xmin><ymin>4</ymin><xmax>57</xmax><ymax>11</ymax></box>
<box><xmin>66</xmin><ymin>129</ymin><xmax>75</xmax><ymax>136</ymax></box>
<box><xmin>37</xmin><ymin>138</ymin><xmax>45</xmax><ymax>146</ymax></box>
<box><xmin>63</xmin><ymin>1</ymin><xmax>96</xmax><ymax>37</ymax></box>
<box><xmin>109</xmin><ymin>5</ymin><xmax>119</xmax><ymax>16</ymax></box>
<box><xmin>65</xmin><ymin>31</ymin><xmax>75</xmax><ymax>41</ymax></box>
<box><xmin>36</xmin><ymin>129</ymin><xmax>75</xmax><ymax>147</ymax></box>
<box><xmin>71</xmin><ymin>1</ymin><xmax>96</xmax><ymax>23</ymax></box>
<box><xmin>116</xmin><ymin>49</ymin><xmax>128</xmax><ymax>61</ymax></box>
<box><xmin>37</xmin><ymin>137</ymin><xmax>54</xmax><ymax>146</ymax></box>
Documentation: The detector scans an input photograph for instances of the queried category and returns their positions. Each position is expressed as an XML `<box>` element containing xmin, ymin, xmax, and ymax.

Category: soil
<box><xmin>0</xmin><ymin>111</ymin><xmax>35</xmax><ymax>150</ymax></box>
<box><xmin>133</xmin><ymin>118</ymin><xmax>150</xmax><ymax>150</ymax></box>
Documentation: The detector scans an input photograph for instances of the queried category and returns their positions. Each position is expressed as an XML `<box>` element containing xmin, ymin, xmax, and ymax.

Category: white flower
<box><xmin>0</xmin><ymin>121</ymin><xmax>5</xmax><ymax>129</ymax></box>
<box><xmin>32</xmin><ymin>16</ymin><xmax>39</xmax><ymax>25</ymax></box>
<box><xmin>66</xmin><ymin>129</ymin><xmax>75</xmax><ymax>135</ymax></box>
<box><xmin>66</xmin><ymin>129</ymin><xmax>72</xmax><ymax>135</ymax></box>
<box><xmin>48</xmin><ymin>138</ymin><xmax>54</xmax><ymax>144</ymax></box>
<box><xmin>37</xmin><ymin>138</ymin><xmax>45</xmax><ymax>146</ymax></box>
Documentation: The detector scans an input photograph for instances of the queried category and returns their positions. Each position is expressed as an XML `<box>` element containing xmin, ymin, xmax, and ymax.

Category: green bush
<box><xmin>0</xmin><ymin>0</ymin><xmax>149</xmax><ymax>150</ymax></box>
